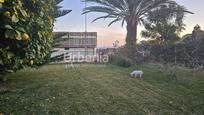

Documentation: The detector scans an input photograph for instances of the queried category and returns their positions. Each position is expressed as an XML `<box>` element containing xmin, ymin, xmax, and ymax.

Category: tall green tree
<box><xmin>141</xmin><ymin>4</ymin><xmax>193</xmax><ymax>44</ymax></box>
<box><xmin>83</xmin><ymin>0</ymin><xmax>184</xmax><ymax>46</ymax></box>
<box><xmin>54</xmin><ymin>0</ymin><xmax>71</xmax><ymax>18</ymax></box>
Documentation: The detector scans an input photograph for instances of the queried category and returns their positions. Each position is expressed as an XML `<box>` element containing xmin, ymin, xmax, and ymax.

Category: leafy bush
<box><xmin>108</xmin><ymin>45</ymin><xmax>146</xmax><ymax>67</ymax></box>
<box><xmin>0</xmin><ymin>0</ymin><xmax>55</xmax><ymax>77</ymax></box>
<box><xmin>147</xmin><ymin>38</ymin><xmax>204</xmax><ymax>68</ymax></box>
<box><xmin>119</xmin><ymin>45</ymin><xmax>145</xmax><ymax>64</ymax></box>
<box><xmin>109</xmin><ymin>54</ymin><xmax>132</xmax><ymax>67</ymax></box>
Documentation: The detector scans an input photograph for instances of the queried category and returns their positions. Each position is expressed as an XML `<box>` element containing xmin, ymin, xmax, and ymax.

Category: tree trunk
<box><xmin>126</xmin><ymin>21</ymin><xmax>138</xmax><ymax>46</ymax></box>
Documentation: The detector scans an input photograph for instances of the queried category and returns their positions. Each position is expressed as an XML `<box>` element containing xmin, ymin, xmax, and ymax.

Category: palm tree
<box><xmin>83</xmin><ymin>0</ymin><xmax>188</xmax><ymax>46</ymax></box>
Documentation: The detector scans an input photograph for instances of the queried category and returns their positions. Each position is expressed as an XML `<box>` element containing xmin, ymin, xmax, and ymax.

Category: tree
<box><xmin>0</xmin><ymin>0</ymin><xmax>55</xmax><ymax>80</ymax></box>
<box><xmin>54</xmin><ymin>0</ymin><xmax>71</xmax><ymax>18</ymax></box>
<box><xmin>141</xmin><ymin>4</ymin><xmax>193</xmax><ymax>44</ymax></box>
<box><xmin>145</xmin><ymin>25</ymin><xmax>204</xmax><ymax>68</ymax></box>
<box><xmin>180</xmin><ymin>25</ymin><xmax>204</xmax><ymax>68</ymax></box>
<box><xmin>83</xmin><ymin>0</ymin><xmax>183</xmax><ymax>46</ymax></box>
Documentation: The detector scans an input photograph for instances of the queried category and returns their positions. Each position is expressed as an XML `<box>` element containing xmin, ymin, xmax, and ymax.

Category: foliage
<box><xmin>137</xmin><ymin>25</ymin><xmax>204</xmax><ymax>69</ymax></box>
<box><xmin>83</xmin><ymin>0</ymin><xmax>186</xmax><ymax>45</ymax></box>
<box><xmin>52</xmin><ymin>0</ymin><xmax>71</xmax><ymax>47</ymax></box>
<box><xmin>120</xmin><ymin>45</ymin><xmax>145</xmax><ymax>64</ymax></box>
<box><xmin>52</xmin><ymin>32</ymin><xmax>68</xmax><ymax>47</ymax></box>
<box><xmin>146</xmin><ymin>39</ymin><xmax>204</xmax><ymax>68</ymax></box>
<box><xmin>109</xmin><ymin>45</ymin><xmax>146</xmax><ymax>67</ymax></box>
<box><xmin>109</xmin><ymin>54</ymin><xmax>132</xmax><ymax>67</ymax></box>
<box><xmin>54</xmin><ymin>0</ymin><xmax>71</xmax><ymax>18</ymax></box>
<box><xmin>0</xmin><ymin>0</ymin><xmax>55</xmax><ymax>77</ymax></box>
<box><xmin>142</xmin><ymin>4</ymin><xmax>193</xmax><ymax>44</ymax></box>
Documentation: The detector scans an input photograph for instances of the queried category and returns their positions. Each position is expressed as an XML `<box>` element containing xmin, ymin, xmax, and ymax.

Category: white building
<box><xmin>51</xmin><ymin>32</ymin><xmax>97</xmax><ymax>63</ymax></box>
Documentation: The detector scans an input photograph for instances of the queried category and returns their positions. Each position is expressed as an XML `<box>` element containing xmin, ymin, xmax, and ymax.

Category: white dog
<box><xmin>130</xmin><ymin>70</ymin><xmax>143</xmax><ymax>78</ymax></box>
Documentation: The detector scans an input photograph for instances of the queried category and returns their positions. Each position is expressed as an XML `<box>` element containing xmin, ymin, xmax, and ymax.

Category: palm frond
<box><xmin>54</xmin><ymin>0</ymin><xmax>71</xmax><ymax>18</ymax></box>
<box><xmin>108</xmin><ymin>18</ymin><xmax>121</xmax><ymax>27</ymax></box>
<box><xmin>91</xmin><ymin>15</ymin><xmax>116</xmax><ymax>23</ymax></box>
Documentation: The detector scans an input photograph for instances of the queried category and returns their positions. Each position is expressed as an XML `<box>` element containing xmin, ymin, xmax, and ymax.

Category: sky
<box><xmin>54</xmin><ymin>0</ymin><xmax>204</xmax><ymax>47</ymax></box>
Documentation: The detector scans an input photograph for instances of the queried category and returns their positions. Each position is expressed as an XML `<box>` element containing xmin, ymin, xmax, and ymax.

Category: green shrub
<box><xmin>119</xmin><ymin>45</ymin><xmax>145</xmax><ymax>64</ymax></box>
<box><xmin>109</xmin><ymin>54</ymin><xmax>132</xmax><ymax>67</ymax></box>
<box><xmin>0</xmin><ymin>0</ymin><xmax>55</xmax><ymax>78</ymax></box>
<box><xmin>109</xmin><ymin>45</ymin><xmax>145</xmax><ymax>68</ymax></box>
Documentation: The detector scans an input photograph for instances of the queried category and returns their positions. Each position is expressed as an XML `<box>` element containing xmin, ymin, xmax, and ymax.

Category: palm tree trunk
<box><xmin>126</xmin><ymin>21</ymin><xmax>138</xmax><ymax>46</ymax></box>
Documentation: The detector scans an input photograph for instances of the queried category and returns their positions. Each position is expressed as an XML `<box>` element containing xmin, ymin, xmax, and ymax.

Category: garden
<box><xmin>1</xmin><ymin>64</ymin><xmax>204</xmax><ymax>114</ymax></box>
<box><xmin>0</xmin><ymin>0</ymin><xmax>204</xmax><ymax>114</ymax></box>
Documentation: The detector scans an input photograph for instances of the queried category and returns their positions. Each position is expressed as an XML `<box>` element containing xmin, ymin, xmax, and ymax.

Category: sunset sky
<box><xmin>54</xmin><ymin>0</ymin><xmax>204</xmax><ymax>47</ymax></box>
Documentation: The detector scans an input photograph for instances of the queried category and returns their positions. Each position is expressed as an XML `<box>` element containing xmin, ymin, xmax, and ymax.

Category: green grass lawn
<box><xmin>0</xmin><ymin>64</ymin><xmax>204</xmax><ymax>115</ymax></box>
